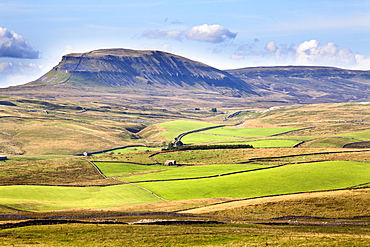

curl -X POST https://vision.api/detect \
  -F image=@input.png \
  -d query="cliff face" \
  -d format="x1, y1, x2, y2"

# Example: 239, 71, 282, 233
35, 49, 256, 97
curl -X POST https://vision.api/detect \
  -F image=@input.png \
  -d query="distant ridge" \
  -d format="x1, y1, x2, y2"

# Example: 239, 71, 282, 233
227, 66, 370, 104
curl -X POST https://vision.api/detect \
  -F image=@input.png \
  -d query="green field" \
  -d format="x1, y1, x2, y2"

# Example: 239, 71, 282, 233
2, 160, 367, 211
93, 162, 169, 177
343, 130, 370, 141
159, 120, 220, 140
181, 127, 301, 145
0, 184, 162, 211
137, 161, 370, 200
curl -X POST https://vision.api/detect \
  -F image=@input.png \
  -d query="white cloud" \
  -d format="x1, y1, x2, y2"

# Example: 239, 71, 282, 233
265, 41, 277, 52
185, 24, 237, 43
0, 27, 39, 59
141, 29, 182, 40
295, 40, 357, 67
140, 24, 237, 43
230, 53, 245, 60
354, 54, 370, 70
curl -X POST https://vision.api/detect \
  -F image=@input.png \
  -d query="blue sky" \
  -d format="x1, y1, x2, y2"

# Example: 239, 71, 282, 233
1, 0, 370, 87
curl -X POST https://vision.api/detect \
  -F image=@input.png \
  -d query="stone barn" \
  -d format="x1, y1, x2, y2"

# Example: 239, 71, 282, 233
164, 160, 177, 166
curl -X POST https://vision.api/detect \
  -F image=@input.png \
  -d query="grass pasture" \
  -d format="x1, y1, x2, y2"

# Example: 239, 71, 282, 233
343, 129, 370, 141
137, 161, 370, 200
299, 137, 361, 148
0, 184, 162, 211
181, 127, 303, 147
93, 162, 168, 177
159, 120, 220, 140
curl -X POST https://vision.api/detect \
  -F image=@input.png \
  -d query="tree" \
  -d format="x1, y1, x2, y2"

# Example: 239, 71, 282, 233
210, 108, 217, 113
167, 142, 174, 149
174, 141, 183, 147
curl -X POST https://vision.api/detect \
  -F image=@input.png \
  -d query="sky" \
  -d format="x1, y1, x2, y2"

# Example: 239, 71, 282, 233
1, 0, 370, 87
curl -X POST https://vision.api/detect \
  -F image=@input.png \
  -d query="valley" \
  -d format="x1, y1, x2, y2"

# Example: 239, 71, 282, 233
0, 94, 369, 246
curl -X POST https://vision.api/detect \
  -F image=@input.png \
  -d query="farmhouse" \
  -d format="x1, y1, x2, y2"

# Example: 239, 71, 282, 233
164, 160, 176, 166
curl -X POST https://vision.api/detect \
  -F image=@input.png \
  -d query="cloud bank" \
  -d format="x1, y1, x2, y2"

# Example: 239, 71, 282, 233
232, 39, 370, 70
0, 27, 39, 59
141, 24, 237, 43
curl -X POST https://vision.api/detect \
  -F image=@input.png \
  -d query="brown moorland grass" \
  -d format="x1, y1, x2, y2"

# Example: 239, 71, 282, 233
0, 221, 369, 246
239, 103, 370, 128
180, 188, 370, 219
0, 158, 116, 186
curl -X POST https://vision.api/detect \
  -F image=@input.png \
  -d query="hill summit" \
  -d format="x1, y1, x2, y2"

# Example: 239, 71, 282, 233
32, 48, 256, 97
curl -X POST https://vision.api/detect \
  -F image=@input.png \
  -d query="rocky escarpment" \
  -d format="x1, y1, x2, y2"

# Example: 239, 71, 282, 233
34, 49, 257, 97
227, 66, 370, 103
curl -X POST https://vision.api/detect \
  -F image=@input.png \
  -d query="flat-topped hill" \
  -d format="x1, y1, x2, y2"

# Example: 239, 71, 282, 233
31, 48, 256, 97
